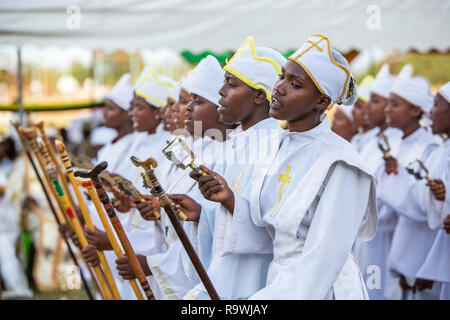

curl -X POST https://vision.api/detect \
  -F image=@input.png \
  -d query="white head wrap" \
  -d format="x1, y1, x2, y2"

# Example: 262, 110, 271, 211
438, 82, 450, 103
223, 36, 286, 101
371, 64, 396, 99
182, 55, 224, 107
358, 75, 375, 103
391, 64, 434, 113
105, 73, 134, 111
289, 34, 357, 109
90, 126, 117, 146
337, 105, 354, 121
134, 67, 176, 108
168, 78, 184, 101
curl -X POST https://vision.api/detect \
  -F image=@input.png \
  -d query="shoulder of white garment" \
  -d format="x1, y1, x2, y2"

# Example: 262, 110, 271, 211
256, 117, 377, 238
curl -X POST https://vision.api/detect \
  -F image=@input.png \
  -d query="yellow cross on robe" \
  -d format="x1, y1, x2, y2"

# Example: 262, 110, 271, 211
269, 165, 292, 217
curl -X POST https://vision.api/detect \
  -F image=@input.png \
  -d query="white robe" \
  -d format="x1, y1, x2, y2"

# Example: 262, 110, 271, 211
186, 118, 283, 300
377, 127, 441, 300
0, 161, 33, 298
416, 138, 450, 299
216, 116, 378, 300
353, 126, 403, 299
146, 136, 221, 299
351, 127, 379, 153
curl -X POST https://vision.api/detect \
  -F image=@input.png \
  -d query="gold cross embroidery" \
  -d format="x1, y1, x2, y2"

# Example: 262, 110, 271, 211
294, 35, 327, 59
269, 165, 292, 217
232, 170, 244, 194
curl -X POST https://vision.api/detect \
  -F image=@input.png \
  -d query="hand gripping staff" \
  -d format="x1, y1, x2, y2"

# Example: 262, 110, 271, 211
73, 162, 156, 300
55, 140, 122, 300
36, 138, 115, 300
12, 123, 94, 300
130, 156, 220, 300
74, 175, 145, 301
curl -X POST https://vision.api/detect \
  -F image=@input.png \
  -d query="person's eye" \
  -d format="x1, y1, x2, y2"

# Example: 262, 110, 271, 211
279, 73, 285, 80
291, 82, 301, 89
227, 79, 236, 87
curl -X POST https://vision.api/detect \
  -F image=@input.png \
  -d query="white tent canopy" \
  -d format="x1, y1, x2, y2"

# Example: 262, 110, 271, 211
1, 0, 449, 52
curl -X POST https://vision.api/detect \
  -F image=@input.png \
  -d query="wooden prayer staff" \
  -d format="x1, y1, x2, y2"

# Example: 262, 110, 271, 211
19, 127, 106, 300
36, 138, 115, 300
130, 156, 220, 300
11, 123, 94, 300
74, 162, 156, 300
55, 140, 122, 300
75, 176, 145, 300
34, 121, 78, 211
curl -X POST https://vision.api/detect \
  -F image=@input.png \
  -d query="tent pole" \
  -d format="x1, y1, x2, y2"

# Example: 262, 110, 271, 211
17, 46, 26, 126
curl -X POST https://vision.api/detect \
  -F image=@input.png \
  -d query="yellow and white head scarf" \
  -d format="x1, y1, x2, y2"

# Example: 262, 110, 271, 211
223, 36, 286, 101
289, 34, 357, 109
106, 73, 134, 111
134, 67, 176, 108
182, 55, 224, 107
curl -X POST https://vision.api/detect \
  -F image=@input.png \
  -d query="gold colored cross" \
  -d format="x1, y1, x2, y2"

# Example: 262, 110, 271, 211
294, 36, 327, 59
269, 165, 292, 217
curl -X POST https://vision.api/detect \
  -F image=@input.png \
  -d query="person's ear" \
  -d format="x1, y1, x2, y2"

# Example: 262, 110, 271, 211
254, 89, 267, 105
314, 94, 331, 113
411, 105, 422, 118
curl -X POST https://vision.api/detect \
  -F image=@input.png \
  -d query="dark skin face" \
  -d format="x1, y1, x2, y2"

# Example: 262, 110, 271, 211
352, 98, 372, 131
332, 109, 357, 142
171, 88, 191, 130
163, 98, 175, 131
366, 92, 388, 131
385, 93, 421, 138
129, 94, 161, 134
218, 72, 268, 130
270, 60, 330, 132
430, 93, 450, 136
185, 93, 233, 141
103, 99, 133, 139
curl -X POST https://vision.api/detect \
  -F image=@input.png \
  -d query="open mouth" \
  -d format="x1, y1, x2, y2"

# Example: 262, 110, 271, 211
270, 96, 282, 109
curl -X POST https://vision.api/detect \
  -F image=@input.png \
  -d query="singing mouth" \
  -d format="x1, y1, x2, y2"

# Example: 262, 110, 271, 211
270, 96, 282, 109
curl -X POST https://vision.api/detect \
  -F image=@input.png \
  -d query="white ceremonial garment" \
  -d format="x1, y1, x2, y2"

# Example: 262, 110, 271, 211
353, 126, 402, 300
216, 116, 378, 300
351, 128, 378, 153
185, 118, 306, 300
0, 163, 33, 298
146, 136, 221, 299
377, 127, 441, 300
416, 139, 450, 299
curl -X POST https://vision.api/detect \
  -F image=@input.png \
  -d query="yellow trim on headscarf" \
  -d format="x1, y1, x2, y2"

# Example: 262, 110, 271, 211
223, 36, 282, 101
290, 34, 351, 109
135, 89, 166, 108
135, 68, 175, 108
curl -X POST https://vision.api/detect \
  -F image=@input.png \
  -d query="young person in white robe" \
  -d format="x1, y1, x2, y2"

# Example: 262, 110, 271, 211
77, 73, 139, 299
350, 75, 376, 152
353, 65, 406, 300
0, 137, 33, 299
415, 82, 450, 300
190, 34, 378, 300
114, 55, 234, 299
175, 37, 287, 300
376, 70, 441, 300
